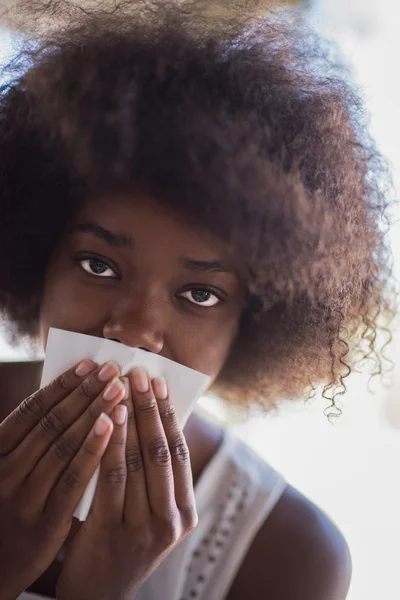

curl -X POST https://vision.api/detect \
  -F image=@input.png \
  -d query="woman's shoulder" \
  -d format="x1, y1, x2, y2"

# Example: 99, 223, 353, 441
0, 360, 43, 403
0, 359, 43, 376
0, 360, 26, 371
228, 482, 352, 600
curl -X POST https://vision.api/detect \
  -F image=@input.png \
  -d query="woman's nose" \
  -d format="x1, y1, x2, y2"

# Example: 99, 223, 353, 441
102, 298, 165, 354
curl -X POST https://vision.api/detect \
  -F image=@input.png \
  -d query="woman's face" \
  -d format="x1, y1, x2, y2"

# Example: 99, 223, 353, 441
39, 192, 244, 386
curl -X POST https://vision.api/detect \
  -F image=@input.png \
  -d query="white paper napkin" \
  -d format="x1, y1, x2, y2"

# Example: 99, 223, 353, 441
40, 328, 210, 521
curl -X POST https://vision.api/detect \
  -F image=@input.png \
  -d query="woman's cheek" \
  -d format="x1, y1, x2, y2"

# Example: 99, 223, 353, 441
39, 282, 107, 348
174, 319, 238, 382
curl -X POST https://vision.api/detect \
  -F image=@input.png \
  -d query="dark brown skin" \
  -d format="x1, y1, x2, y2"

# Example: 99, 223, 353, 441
0, 193, 352, 599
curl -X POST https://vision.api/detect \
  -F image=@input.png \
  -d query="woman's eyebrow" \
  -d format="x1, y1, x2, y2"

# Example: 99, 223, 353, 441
72, 222, 133, 249
180, 258, 236, 275
71, 222, 236, 275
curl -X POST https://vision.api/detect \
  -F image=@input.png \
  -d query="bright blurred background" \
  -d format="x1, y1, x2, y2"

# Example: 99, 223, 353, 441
1, 1, 400, 599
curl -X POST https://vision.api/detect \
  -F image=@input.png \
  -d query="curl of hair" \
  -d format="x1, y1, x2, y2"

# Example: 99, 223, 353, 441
0, 1, 396, 415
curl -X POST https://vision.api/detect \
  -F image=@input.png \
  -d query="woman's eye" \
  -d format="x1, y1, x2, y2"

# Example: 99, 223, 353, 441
180, 289, 221, 307
78, 258, 117, 278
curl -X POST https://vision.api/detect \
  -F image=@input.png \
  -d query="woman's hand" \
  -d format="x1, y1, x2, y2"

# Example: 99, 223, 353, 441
0, 359, 127, 599
56, 368, 198, 600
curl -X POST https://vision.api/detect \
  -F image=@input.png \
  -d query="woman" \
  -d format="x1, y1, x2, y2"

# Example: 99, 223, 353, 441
0, 2, 393, 598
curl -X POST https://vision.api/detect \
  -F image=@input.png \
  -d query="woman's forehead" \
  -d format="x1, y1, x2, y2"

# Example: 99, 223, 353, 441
67, 191, 237, 263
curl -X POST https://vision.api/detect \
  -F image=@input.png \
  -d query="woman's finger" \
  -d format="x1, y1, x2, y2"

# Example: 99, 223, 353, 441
23, 374, 126, 510
0, 359, 97, 456
123, 375, 150, 525
92, 384, 128, 525
6, 361, 120, 488
152, 378, 198, 530
125, 368, 176, 523
45, 413, 113, 527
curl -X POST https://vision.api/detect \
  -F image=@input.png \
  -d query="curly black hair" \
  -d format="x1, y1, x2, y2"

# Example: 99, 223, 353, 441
0, 1, 395, 415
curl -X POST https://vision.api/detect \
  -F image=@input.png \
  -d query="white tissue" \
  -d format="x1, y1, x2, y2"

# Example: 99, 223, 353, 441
40, 328, 210, 521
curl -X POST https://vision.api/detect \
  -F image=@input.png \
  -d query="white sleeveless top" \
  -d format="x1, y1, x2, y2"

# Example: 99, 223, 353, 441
18, 429, 286, 600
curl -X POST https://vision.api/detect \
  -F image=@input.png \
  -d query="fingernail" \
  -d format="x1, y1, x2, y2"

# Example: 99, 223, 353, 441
113, 404, 127, 426
103, 377, 125, 401
132, 367, 149, 393
75, 359, 96, 377
153, 377, 168, 400
98, 361, 120, 382
94, 413, 111, 436
122, 377, 130, 399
